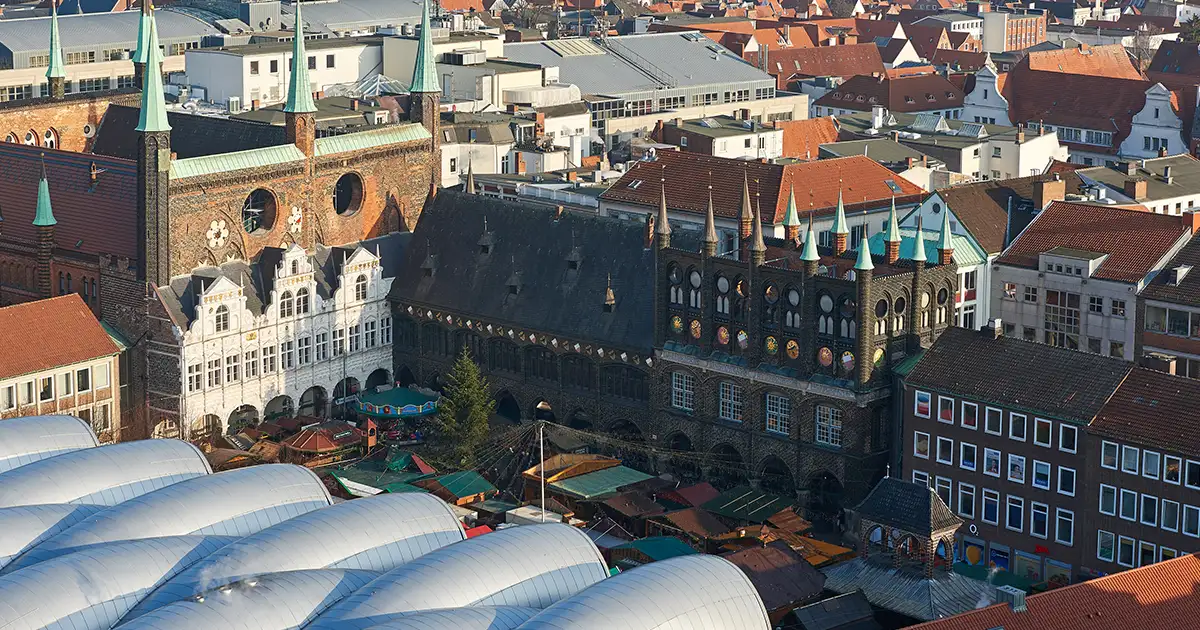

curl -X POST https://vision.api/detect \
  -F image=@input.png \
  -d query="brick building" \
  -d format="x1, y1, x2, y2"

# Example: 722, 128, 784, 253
0, 0, 441, 440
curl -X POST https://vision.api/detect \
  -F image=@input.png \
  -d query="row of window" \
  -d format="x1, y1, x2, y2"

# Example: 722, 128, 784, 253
1002, 284, 1127, 317
913, 391, 1080, 452
913, 431, 1077, 495
248, 54, 336, 76
211, 276, 371, 333
1097, 531, 1183, 568
915, 470, 1075, 546
186, 320, 391, 392
1101, 440, 1200, 490
0, 364, 111, 410
675, 373, 843, 443
1145, 305, 1200, 339
1098, 483, 1200, 537
76, 402, 113, 434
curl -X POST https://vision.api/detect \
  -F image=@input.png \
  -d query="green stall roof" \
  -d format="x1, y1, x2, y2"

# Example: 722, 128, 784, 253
702, 486, 794, 523
549, 465, 653, 500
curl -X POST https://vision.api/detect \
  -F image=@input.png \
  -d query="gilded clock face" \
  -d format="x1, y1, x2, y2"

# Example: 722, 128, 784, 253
690, 320, 701, 339
818, 347, 833, 367
765, 336, 779, 355
786, 340, 799, 359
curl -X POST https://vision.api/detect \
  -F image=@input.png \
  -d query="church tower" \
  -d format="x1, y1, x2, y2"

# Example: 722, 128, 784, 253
284, 0, 317, 157
409, 0, 441, 197
46, 1, 65, 100
131, 1, 154, 88
136, 16, 172, 286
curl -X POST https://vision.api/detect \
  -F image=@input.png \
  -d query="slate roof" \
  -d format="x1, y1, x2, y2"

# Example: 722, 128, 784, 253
391, 190, 667, 352
744, 43, 885, 83
723, 541, 826, 612
0, 143, 137, 259
0, 294, 120, 380
1090, 368, 1200, 459
1142, 232, 1200, 306
931, 171, 1085, 254
930, 48, 988, 71
816, 73, 964, 113
908, 553, 1200, 630
600, 151, 923, 224
822, 557, 997, 622
1147, 39, 1200, 88
997, 200, 1190, 283
854, 477, 960, 537
1076, 154, 1200, 204
904, 326, 1132, 424
787, 591, 879, 630
92, 105, 286, 160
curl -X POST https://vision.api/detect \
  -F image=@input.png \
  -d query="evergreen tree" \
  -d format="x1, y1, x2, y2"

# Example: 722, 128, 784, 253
435, 347, 494, 466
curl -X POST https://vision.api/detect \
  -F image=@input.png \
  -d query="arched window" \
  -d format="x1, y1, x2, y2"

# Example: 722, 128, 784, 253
295, 288, 310, 315
4, 133, 15, 143
489, 338, 521, 372
562, 354, 596, 390
279, 290, 294, 318
90, 278, 96, 298
290, 260, 299, 275
43, 129, 57, 149
420, 322, 452, 356
354, 274, 368, 301
65, 273, 71, 292
394, 315, 418, 349
601, 365, 648, 401
214, 305, 230, 332
525, 346, 558, 382
455, 330, 485, 359
58, 271, 64, 294
23, 131, 36, 146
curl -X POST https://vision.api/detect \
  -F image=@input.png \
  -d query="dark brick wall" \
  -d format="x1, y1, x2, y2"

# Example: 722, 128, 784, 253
0, 90, 140, 153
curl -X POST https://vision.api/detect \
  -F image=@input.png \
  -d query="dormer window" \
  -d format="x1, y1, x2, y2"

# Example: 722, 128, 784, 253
480, 244, 491, 255
214, 305, 230, 333
568, 259, 579, 270
290, 260, 299, 275
508, 284, 519, 295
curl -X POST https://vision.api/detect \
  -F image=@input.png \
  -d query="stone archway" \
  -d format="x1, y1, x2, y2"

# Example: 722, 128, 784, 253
609, 418, 648, 470
759, 455, 796, 497
807, 470, 845, 521
710, 443, 747, 489
264, 395, 295, 422
366, 368, 391, 391
397, 365, 417, 387
531, 399, 556, 423
567, 408, 593, 430
494, 390, 521, 425
299, 386, 328, 418
227, 405, 259, 435
666, 432, 699, 482
426, 373, 445, 394
332, 378, 361, 422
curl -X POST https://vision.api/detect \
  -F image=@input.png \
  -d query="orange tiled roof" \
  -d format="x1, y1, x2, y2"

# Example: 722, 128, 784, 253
1023, 43, 1144, 80
745, 43, 885, 85
775, 116, 839, 159
0, 294, 119, 381
909, 553, 1200, 630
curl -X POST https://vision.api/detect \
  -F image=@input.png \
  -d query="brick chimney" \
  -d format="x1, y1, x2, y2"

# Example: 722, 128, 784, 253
1124, 177, 1148, 201
1159, 146, 1169, 157
1183, 209, 1200, 235
1033, 174, 1065, 209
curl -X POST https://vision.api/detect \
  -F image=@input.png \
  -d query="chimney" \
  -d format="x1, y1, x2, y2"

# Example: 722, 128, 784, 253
892, 130, 900, 142
566, 171, 578, 182
906, 156, 916, 169
1159, 146, 1169, 157
1015, 124, 1025, 143
740, 108, 751, 121
1033, 176, 1065, 209
1124, 177, 1148, 201
1183, 211, 1200, 235
1121, 161, 1138, 176
251, 99, 260, 110
315, 90, 324, 100
1144, 352, 1178, 375
535, 112, 545, 137
995, 585, 1027, 613
982, 318, 1003, 339
1163, 165, 1174, 184
672, 117, 683, 127
351, 98, 360, 111
508, 103, 519, 114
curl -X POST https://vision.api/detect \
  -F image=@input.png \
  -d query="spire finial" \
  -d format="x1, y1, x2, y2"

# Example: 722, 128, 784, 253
937, 205, 954, 253
854, 213, 874, 272
740, 169, 753, 221
885, 195, 901, 243
912, 216, 928, 263
800, 209, 820, 262
655, 167, 671, 242
284, 1, 317, 113
702, 173, 718, 254
411, 0, 441, 94
132, 0, 154, 65
605, 273, 616, 307
135, 17, 171, 132
831, 185, 848, 235
33, 153, 57, 227
783, 182, 800, 227
465, 159, 475, 194
750, 194, 766, 256
46, 0, 65, 80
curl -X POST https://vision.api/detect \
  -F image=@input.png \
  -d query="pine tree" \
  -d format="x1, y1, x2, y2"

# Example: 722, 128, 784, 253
435, 347, 495, 466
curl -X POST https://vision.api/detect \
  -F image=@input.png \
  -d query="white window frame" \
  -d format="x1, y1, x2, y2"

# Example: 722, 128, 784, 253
1008, 453, 1026, 484
671, 372, 695, 412
935, 476, 952, 507
958, 482, 976, 519
1059, 424, 1078, 454
937, 395, 955, 424
982, 488, 1000, 525
1117, 535, 1136, 567
1030, 501, 1049, 539
1099, 484, 1117, 516
1138, 540, 1157, 567
1097, 530, 1115, 563
1032, 460, 1051, 490
1121, 445, 1140, 475
1120, 488, 1138, 521
1055, 508, 1074, 546
1185, 505, 1200, 537
815, 405, 842, 446
1141, 494, 1159, 527
1143, 450, 1161, 480
1164, 455, 1182, 484
1160, 546, 1178, 562
984, 407, 1003, 435
765, 393, 791, 435
1101, 441, 1119, 470
718, 381, 744, 422
984, 447, 1001, 478
1006, 495, 1025, 532
1162, 499, 1180, 532
1057, 466, 1076, 497
914, 431, 931, 459
960, 442, 977, 472
914, 390, 932, 418
1185, 460, 1200, 490
961, 401, 979, 430
0, 385, 13, 410
1008, 412, 1027, 442
1033, 417, 1053, 448
912, 470, 929, 487
58, 372, 73, 398
936, 436, 954, 465
186, 363, 203, 393
76, 368, 91, 393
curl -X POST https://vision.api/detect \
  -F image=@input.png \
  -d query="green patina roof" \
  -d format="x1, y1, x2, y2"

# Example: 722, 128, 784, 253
100, 321, 132, 352
702, 486, 794, 523
284, 0, 317, 114
800, 226, 820, 262
613, 536, 698, 561
136, 18, 171, 133
32, 175, 56, 227
170, 144, 305, 180
358, 387, 440, 419
866, 228, 986, 267
430, 470, 497, 499
470, 499, 519, 514
46, 2, 64, 79
549, 465, 652, 500
314, 124, 431, 156
329, 465, 434, 491
382, 483, 429, 494
783, 184, 800, 227
830, 189, 848, 234
131, 7, 152, 64
892, 350, 925, 377
410, 0, 440, 94
854, 238, 874, 272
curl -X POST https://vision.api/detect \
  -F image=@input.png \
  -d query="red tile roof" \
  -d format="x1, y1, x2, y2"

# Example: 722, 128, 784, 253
599, 151, 923, 223
934, 171, 1084, 254
746, 43, 885, 88
930, 48, 988, 71
902, 23, 951, 59
1091, 367, 1200, 458
997, 200, 1190, 283
814, 73, 965, 113
775, 117, 839, 160
0, 143, 137, 260
1023, 43, 1144, 79
909, 553, 1200, 630
0, 294, 119, 380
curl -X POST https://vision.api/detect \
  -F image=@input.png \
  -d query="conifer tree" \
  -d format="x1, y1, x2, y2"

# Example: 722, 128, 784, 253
435, 347, 494, 466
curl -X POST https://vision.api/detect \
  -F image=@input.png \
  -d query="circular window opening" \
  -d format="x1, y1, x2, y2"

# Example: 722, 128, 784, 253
242, 188, 277, 235
875, 299, 889, 318
894, 296, 907, 314
839, 297, 856, 318
334, 172, 364, 216
937, 288, 949, 305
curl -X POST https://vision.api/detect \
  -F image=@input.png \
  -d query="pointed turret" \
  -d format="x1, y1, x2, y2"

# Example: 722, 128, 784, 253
33, 164, 56, 228
884, 196, 901, 264
285, 1, 317, 114
738, 170, 753, 240
34, 159, 55, 298
409, 0, 442, 196
132, 0, 153, 86
801, 212, 820, 263
465, 160, 476, 194
750, 196, 766, 266
783, 183, 801, 243
655, 174, 671, 249
46, 0, 65, 99
831, 187, 849, 255
937, 207, 955, 265
912, 216, 928, 264
854, 228, 874, 272
411, 0, 440, 95
702, 183, 718, 257
136, 19, 170, 133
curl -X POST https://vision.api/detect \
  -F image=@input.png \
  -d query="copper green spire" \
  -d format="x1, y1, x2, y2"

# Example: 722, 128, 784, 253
854, 223, 874, 272
46, 1, 64, 79
831, 187, 848, 234
912, 216, 928, 263
783, 183, 800, 227
131, 1, 152, 64
410, 0, 440, 94
937, 205, 954, 252
702, 182, 718, 250
885, 196, 901, 243
800, 212, 820, 262
284, 0, 317, 113
136, 18, 170, 132
33, 158, 56, 227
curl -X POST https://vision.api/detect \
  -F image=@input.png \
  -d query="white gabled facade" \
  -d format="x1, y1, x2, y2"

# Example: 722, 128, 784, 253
1119, 83, 1189, 161
960, 66, 1012, 127
178, 243, 395, 440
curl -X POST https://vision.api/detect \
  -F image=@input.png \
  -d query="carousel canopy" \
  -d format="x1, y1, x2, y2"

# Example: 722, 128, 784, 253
358, 387, 441, 419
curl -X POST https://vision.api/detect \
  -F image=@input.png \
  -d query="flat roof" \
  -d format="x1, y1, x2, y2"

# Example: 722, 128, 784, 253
672, 115, 776, 138
282, 0, 422, 32
0, 7, 219, 54
820, 138, 928, 163
196, 34, 383, 57
1078, 154, 1200, 201
837, 111, 1019, 150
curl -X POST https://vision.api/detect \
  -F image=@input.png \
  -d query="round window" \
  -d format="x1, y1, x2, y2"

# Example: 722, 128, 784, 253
242, 188, 277, 235
764, 284, 779, 304
937, 288, 949, 305
333, 172, 364, 216
819, 294, 834, 313
787, 288, 800, 306
735, 279, 746, 298
717, 276, 730, 294
932, 203, 942, 214
668, 265, 682, 284
689, 270, 702, 288
841, 351, 856, 373
839, 297, 856, 318
895, 296, 907, 313
921, 292, 931, 308
818, 347, 833, 367
875, 299, 889, 318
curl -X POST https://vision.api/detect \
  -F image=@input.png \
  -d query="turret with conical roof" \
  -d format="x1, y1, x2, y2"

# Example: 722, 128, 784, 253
937, 207, 955, 265
884, 196, 901, 264
136, 18, 170, 134
465, 160, 476, 194
409, 0, 442, 197
131, 1, 154, 86
831, 187, 849, 256
738, 170, 753, 240
46, 0, 65, 99
911, 216, 927, 264
34, 159, 55, 298
750, 196, 766, 266
701, 183, 718, 257
135, 15, 172, 287
783, 183, 801, 244
284, 1, 317, 157
854, 227, 874, 272
801, 212, 820, 266
655, 174, 671, 250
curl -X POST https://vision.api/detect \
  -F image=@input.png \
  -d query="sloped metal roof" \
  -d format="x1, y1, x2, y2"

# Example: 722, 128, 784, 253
0, 7, 220, 55
314, 123, 431, 157
0, 414, 97, 474
169, 144, 306, 180
0, 504, 103, 572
